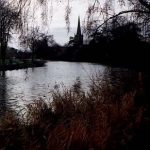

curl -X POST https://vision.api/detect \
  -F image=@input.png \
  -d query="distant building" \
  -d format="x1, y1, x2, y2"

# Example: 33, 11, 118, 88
69, 16, 83, 46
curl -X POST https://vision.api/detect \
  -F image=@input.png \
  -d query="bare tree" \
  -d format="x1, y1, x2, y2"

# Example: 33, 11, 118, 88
20, 26, 54, 61
20, 27, 41, 62
0, 0, 22, 65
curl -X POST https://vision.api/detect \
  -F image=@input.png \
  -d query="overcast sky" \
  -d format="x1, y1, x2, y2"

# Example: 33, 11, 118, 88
8, 0, 125, 49
9, 0, 90, 49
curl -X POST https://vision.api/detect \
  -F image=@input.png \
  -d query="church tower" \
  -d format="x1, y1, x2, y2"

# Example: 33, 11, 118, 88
74, 16, 83, 46
77, 16, 81, 36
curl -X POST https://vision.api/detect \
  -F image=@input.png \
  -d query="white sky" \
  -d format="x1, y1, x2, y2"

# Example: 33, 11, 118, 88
8, 0, 127, 49
9, 0, 90, 49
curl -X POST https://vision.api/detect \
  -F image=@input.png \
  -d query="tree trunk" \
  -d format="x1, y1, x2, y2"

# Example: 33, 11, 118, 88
1, 44, 7, 66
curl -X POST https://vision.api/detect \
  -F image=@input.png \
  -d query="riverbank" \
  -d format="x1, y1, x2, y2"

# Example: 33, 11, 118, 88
0, 59, 46, 71
0, 73, 149, 149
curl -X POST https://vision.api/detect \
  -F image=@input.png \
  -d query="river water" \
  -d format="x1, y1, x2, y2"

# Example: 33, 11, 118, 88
0, 61, 138, 115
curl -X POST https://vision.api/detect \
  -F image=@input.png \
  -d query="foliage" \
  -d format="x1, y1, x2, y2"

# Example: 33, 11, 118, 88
0, 73, 147, 149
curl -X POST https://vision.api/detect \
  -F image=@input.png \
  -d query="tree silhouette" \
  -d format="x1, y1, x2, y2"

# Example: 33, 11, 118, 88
20, 27, 55, 60
35, 34, 55, 59
83, 0, 150, 36
20, 27, 41, 62
0, 0, 21, 65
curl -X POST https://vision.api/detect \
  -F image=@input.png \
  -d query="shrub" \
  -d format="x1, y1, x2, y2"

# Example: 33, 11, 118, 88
0, 74, 145, 150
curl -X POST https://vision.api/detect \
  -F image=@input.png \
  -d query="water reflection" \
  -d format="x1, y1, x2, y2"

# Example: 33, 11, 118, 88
0, 61, 106, 109
0, 61, 142, 112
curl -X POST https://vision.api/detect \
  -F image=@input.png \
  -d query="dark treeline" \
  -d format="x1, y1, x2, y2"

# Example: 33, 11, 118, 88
0, 0, 149, 71
32, 18, 150, 70
0, 0, 150, 70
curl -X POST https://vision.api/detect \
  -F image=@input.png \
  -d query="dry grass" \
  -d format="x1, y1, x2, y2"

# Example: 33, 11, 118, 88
0, 74, 146, 150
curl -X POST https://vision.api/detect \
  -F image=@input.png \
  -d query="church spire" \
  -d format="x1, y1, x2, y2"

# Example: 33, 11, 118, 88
77, 16, 81, 35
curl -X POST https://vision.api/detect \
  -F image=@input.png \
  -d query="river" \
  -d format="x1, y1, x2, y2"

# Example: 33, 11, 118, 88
0, 61, 107, 113
0, 61, 139, 115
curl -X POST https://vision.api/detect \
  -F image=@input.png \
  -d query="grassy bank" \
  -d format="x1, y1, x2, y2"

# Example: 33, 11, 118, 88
0, 74, 149, 150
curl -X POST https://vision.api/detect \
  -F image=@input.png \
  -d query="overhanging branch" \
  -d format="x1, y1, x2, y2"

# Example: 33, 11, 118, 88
93, 9, 150, 35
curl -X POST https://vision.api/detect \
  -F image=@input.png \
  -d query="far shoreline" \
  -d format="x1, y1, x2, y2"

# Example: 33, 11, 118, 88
0, 60, 46, 71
